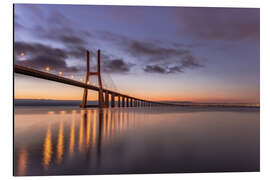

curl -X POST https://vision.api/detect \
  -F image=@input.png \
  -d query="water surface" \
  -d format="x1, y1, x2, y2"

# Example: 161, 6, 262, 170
14, 106, 260, 176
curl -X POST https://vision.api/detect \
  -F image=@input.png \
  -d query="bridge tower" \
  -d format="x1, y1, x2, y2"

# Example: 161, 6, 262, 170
80, 50, 106, 108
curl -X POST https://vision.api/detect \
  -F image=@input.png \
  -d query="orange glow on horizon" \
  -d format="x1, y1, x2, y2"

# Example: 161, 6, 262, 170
14, 73, 259, 104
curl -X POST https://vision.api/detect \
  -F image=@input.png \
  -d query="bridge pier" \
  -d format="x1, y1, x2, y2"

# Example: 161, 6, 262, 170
126, 97, 129, 107
98, 90, 105, 108
104, 91, 109, 108
130, 98, 133, 107
122, 96, 125, 107
111, 93, 115, 108
118, 95, 121, 107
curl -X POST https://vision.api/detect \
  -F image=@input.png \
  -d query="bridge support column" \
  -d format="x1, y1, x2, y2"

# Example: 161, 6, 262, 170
80, 51, 90, 108
122, 96, 125, 107
105, 91, 109, 108
98, 91, 105, 108
130, 98, 133, 107
126, 97, 129, 107
81, 49, 106, 108
111, 94, 115, 108
118, 95, 121, 107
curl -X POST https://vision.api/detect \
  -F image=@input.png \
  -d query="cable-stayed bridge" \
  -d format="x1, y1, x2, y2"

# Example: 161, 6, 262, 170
14, 49, 176, 108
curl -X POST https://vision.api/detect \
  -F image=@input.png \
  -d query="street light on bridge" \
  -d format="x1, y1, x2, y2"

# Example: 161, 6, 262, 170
45, 66, 50, 72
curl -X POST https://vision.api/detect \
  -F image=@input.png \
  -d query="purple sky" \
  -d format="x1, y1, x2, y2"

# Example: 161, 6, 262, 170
14, 4, 260, 103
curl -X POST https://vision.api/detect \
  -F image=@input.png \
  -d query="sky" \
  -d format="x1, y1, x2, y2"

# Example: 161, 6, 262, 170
14, 4, 260, 103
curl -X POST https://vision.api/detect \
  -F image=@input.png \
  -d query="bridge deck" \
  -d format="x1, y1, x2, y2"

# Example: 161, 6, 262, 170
14, 64, 172, 106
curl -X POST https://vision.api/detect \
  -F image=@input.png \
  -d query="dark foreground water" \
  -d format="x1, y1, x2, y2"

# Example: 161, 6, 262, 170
14, 106, 260, 176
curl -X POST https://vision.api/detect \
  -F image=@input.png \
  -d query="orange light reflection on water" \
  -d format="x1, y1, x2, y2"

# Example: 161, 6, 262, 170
69, 118, 75, 158
86, 110, 91, 151
22, 108, 137, 174
56, 120, 64, 164
79, 113, 85, 152
43, 124, 53, 171
17, 148, 28, 176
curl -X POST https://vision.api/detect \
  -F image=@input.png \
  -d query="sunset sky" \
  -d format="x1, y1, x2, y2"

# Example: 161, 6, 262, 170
14, 4, 260, 103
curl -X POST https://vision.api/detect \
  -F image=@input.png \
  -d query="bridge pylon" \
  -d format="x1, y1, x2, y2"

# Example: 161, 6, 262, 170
80, 49, 106, 108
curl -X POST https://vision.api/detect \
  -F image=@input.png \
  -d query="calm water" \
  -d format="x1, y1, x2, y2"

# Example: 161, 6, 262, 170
14, 106, 260, 176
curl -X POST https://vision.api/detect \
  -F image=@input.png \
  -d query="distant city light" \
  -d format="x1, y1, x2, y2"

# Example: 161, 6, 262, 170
71, 75, 74, 79
47, 111, 55, 114
45, 66, 50, 72
71, 110, 77, 114
20, 52, 24, 57
58, 72, 62, 76
59, 110, 66, 114
80, 78, 83, 82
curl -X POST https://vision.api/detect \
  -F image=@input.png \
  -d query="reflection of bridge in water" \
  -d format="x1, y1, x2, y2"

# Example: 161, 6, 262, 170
16, 108, 145, 175
14, 49, 177, 108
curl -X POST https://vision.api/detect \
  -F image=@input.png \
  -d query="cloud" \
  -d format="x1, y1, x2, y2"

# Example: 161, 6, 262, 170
33, 24, 88, 49
47, 10, 71, 26
14, 8, 91, 57
14, 41, 133, 74
143, 54, 203, 74
59, 35, 86, 45
180, 55, 203, 69
14, 7, 206, 75
98, 31, 192, 62
16, 55, 78, 72
144, 65, 166, 74
102, 59, 132, 73
14, 41, 79, 72
17, 4, 45, 20
168, 66, 183, 73
98, 31, 204, 74
174, 7, 260, 41
14, 42, 67, 59
128, 41, 189, 61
